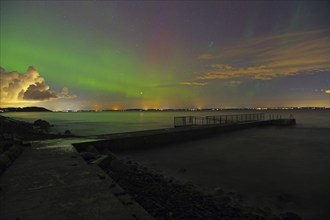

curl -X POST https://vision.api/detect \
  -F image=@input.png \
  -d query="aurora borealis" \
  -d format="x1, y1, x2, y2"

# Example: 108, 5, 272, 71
0, 1, 329, 110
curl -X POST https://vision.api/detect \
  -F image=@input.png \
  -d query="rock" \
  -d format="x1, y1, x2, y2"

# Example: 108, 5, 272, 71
214, 187, 224, 197
33, 119, 51, 130
2, 133, 14, 140
97, 173, 106, 180
4, 151, 18, 162
276, 193, 292, 208
79, 151, 97, 162
22, 142, 31, 147
280, 212, 301, 220
0, 154, 12, 169
85, 145, 98, 153
99, 148, 110, 154
130, 164, 138, 171
110, 159, 129, 173
91, 155, 111, 170
178, 167, 187, 174
223, 196, 232, 203
10, 144, 24, 155
1, 140, 14, 152
263, 206, 272, 215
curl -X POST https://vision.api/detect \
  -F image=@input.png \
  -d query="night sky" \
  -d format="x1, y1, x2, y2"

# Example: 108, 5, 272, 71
1, 0, 329, 110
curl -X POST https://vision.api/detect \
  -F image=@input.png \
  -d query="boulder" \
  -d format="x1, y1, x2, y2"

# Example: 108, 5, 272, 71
0, 154, 12, 168
178, 167, 187, 174
10, 143, 24, 155
4, 151, 18, 162
214, 187, 224, 197
280, 212, 301, 220
91, 155, 110, 166
80, 151, 97, 162
110, 158, 129, 173
85, 145, 98, 153
33, 119, 51, 130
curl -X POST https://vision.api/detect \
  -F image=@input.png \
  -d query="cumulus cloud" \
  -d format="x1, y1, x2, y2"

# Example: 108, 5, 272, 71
195, 28, 329, 82
23, 82, 58, 100
0, 66, 76, 105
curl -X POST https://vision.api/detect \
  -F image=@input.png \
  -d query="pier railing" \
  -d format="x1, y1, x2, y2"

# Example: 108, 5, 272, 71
174, 113, 266, 127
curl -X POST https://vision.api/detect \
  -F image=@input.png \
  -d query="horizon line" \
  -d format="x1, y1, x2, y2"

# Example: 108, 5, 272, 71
0, 106, 329, 112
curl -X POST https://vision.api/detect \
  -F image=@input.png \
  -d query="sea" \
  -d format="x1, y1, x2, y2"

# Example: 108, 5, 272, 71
1, 109, 329, 220
2, 109, 329, 135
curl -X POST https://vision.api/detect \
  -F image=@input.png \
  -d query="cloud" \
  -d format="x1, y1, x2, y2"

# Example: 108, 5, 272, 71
23, 82, 58, 100
61, 87, 77, 99
179, 82, 208, 86
61, 87, 69, 96
227, 80, 242, 86
196, 64, 274, 80
198, 53, 215, 60
155, 81, 208, 88
195, 28, 329, 81
0, 66, 76, 105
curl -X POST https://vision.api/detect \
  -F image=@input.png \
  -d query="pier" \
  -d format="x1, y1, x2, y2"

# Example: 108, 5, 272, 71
74, 113, 296, 153
174, 113, 266, 127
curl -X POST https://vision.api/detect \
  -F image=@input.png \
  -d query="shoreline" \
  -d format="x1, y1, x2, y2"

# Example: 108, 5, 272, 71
78, 144, 300, 220
3, 115, 329, 219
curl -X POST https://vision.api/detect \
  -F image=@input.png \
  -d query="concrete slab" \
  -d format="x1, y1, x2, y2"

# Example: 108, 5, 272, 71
0, 141, 150, 220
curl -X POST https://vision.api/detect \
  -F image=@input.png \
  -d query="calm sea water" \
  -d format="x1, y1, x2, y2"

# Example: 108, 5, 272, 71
2, 109, 329, 135
2, 110, 329, 220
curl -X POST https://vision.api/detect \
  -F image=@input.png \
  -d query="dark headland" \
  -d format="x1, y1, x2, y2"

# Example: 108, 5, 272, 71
0, 114, 301, 220
0, 106, 52, 112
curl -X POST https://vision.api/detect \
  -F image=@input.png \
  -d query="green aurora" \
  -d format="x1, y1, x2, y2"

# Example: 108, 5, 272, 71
1, 1, 329, 110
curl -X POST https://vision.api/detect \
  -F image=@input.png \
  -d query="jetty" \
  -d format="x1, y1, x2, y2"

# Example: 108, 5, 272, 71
74, 113, 296, 153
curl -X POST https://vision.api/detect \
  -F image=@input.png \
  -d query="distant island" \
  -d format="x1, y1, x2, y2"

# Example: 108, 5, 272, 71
0, 107, 52, 113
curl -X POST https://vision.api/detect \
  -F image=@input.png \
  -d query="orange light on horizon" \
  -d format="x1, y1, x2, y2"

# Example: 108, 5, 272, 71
93, 104, 102, 112
111, 105, 121, 111
196, 103, 204, 110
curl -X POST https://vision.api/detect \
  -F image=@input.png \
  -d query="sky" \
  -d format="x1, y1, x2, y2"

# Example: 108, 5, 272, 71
0, 0, 329, 110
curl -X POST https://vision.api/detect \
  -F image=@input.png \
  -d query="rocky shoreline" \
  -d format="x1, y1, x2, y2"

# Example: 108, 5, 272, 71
78, 145, 301, 220
110, 162, 302, 220
0, 115, 74, 176
0, 115, 74, 140
0, 139, 26, 176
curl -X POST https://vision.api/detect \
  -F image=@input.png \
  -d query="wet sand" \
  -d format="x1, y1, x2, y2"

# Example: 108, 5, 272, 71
116, 126, 330, 220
